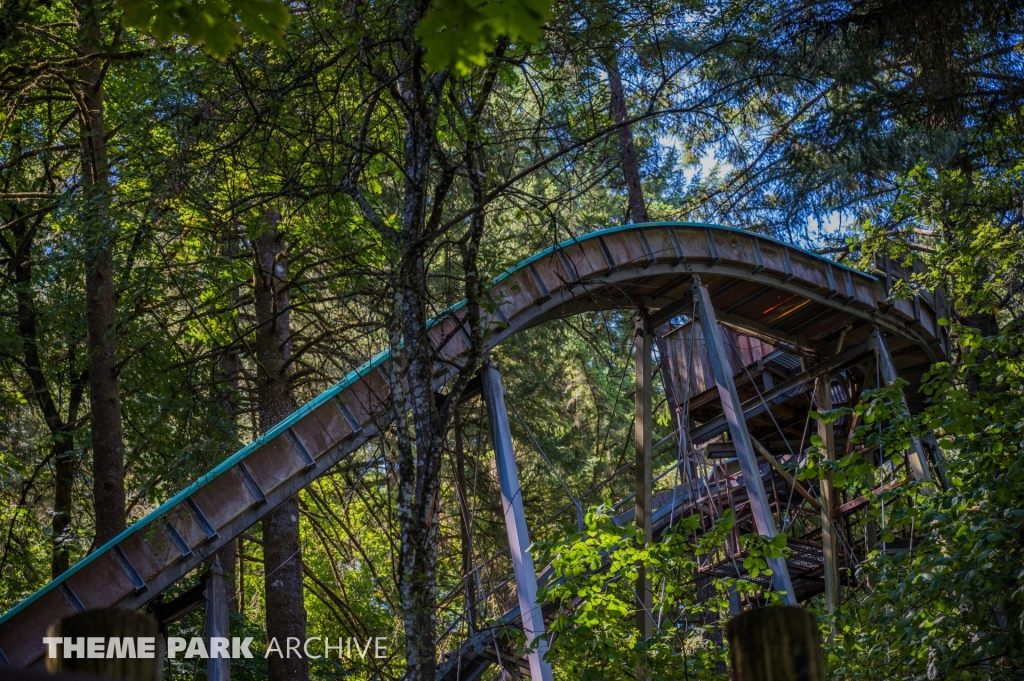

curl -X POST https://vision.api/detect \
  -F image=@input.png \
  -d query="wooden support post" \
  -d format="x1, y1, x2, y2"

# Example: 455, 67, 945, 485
922, 433, 950, 490
45, 609, 162, 680
727, 606, 825, 681
693, 279, 797, 605
207, 555, 231, 681
728, 587, 742, 617
871, 329, 933, 484
635, 312, 653, 641
815, 376, 840, 615
482, 363, 554, 681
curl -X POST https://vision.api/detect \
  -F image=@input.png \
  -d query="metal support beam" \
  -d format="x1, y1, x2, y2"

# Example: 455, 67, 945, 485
815, 376, 840, 615
871, 329, 933, 484
481, 363, 554, 681
634, 313, 653, 641
206, 556, 230, 681
921, 433, 950, 490
693, 278, 797, 605
715, 310, 818, 357
689, 341, 873, 446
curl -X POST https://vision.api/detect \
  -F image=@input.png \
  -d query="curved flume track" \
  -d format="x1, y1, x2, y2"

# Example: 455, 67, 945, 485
0, 223, 946, 670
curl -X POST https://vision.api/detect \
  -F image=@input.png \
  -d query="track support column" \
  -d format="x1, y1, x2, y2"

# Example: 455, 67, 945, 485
815, 376, 840, 614
482, 363, 554, 681
206, 556, 230, 681
635, 312, 653, 641
871, 329, 933, 484
693, 278, 797, 605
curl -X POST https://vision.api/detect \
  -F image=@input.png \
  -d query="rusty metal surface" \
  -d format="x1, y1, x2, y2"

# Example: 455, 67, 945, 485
0, 223, 946, 669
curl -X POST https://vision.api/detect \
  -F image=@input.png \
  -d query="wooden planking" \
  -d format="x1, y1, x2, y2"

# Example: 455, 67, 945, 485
709, 229, 759, 269
0, 588, 72, 666
600, 230, 650, 267
786, 250, 828, 293
751, 239, 790, 279
118, 531, 169, 584
672, 228, 716, 262
532, 252, 575, 294
429, 315, 472, 364
191, 467, 260, 530
890, 296, 916, 322
342, 368, 390, 429
641, 226, 682, 262
490, 270, 541, 320
134, 519, 183, 577
918, 304, 939, 341
727, 287, 793, 320
705, 280, 769, 316
244, 434, 308, 497
64, 551, 135, 611
558, 239, 608, 280
484, 226, 942, 358
165, 501, 213, 553
290, 400, 354, 458
785, 307, 846, 339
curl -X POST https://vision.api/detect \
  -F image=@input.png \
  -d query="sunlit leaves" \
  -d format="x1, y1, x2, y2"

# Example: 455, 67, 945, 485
416, 0, 551, 74
117, 0, 291, 59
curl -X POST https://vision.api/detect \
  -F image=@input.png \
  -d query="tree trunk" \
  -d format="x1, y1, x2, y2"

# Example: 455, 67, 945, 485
606, 51, 686, 440
253, 215, 308, 681
215, 222, 242, 609
963, 309, 1000, 395
10, 217, 82, 577
76, 0, 125, 546
394, 250, 443, 681
452, 411, 477, 633
51, 432, 76, 576
391, 39, 443, 681
606, 53, 649, 225
369, 25, 494, 681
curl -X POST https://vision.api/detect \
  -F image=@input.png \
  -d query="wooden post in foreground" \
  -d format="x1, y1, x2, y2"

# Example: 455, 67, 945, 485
206, 555, 231, 681
45, 608, 162, 680
726, 607, 824, 681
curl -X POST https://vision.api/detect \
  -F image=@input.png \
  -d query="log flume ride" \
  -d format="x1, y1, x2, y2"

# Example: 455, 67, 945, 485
0, 222, 948, 678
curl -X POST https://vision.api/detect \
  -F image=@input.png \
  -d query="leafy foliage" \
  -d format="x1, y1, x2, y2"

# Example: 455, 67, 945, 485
117, 0, 291, 58
535, 506, 790, 680
417, 0, 552, 73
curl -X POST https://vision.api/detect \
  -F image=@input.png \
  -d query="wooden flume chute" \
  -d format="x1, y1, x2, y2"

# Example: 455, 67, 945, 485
0, 223, 947, 676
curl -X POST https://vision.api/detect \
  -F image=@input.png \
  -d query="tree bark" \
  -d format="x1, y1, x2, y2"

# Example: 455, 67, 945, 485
452, 411, 477, 633
76, 0, 125, 546
348, 26, 496, 681
253, 214, 308, 681
606, 53, 649, 225
390, 33, 443, 681
394, 240, 442, 681
9, 216, 83, 577
215, 222, 242, 609
607, 50, 687, 452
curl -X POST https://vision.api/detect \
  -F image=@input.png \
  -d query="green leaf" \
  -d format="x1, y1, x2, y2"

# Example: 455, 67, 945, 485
416, 0, 552, 74
117, 0, 291, 59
